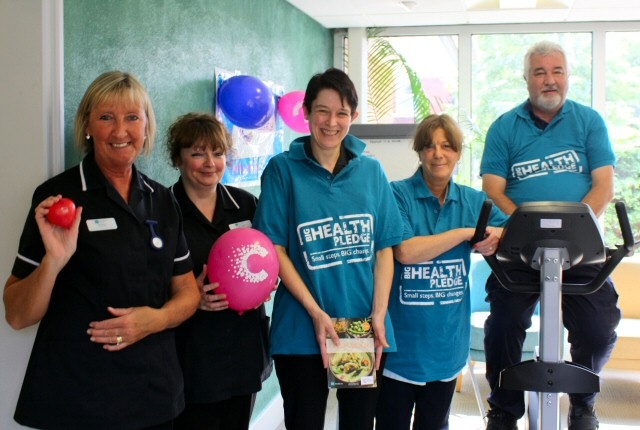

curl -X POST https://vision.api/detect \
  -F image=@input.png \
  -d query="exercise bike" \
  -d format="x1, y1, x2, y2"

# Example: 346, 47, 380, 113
472, 200, 637, 430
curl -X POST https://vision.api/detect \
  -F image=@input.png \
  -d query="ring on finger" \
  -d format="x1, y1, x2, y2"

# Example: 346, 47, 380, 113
116, 335, 123, 345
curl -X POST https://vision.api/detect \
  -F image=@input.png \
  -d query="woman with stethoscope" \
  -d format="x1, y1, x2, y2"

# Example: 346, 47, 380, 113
4, 71, 200, 430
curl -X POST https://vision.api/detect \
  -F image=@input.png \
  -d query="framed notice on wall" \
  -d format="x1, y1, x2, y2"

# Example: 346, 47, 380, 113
350, 124, 418, 182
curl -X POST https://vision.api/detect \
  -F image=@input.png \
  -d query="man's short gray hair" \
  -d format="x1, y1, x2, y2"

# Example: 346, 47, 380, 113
523, 41, 570, 78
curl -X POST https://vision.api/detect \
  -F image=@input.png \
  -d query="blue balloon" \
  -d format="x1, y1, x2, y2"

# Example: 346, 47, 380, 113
217, 75, 275, 129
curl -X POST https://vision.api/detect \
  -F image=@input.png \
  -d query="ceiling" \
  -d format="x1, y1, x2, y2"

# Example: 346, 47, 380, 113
285, 0, 640, 28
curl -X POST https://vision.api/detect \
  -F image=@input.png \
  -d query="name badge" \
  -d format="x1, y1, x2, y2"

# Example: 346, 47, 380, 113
229, 220, 252, 230
86, 218, 118, 232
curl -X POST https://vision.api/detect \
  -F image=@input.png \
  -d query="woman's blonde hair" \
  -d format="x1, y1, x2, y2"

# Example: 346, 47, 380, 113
74, 71, 156, 155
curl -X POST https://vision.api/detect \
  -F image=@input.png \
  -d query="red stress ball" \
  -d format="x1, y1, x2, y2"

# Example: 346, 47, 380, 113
46, 198, 76, 228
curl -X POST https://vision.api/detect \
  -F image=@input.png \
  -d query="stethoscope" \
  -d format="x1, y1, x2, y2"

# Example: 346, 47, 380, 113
144, 219, 164, 250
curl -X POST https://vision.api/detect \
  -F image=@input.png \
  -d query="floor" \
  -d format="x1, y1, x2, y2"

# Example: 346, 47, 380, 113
275, 364, 640, 429
451, 363, 640, 430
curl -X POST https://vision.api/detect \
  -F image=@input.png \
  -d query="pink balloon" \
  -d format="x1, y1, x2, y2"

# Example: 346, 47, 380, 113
207, 228, 279, 313
278, 90, 309, 133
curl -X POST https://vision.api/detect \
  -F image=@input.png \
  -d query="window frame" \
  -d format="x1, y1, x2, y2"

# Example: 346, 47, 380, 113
338, 21, 640, 244
338, 21, 640, 129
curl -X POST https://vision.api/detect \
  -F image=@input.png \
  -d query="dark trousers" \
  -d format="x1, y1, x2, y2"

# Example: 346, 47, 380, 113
483, 263, 621, 418
375, 375, 457, 430
143, 421, 174, 430
173, 394, 255, 430
274, 353, 386, 430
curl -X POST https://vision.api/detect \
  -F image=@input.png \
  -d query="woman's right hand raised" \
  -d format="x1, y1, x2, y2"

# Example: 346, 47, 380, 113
4, 196, 83, 329
36, 195, 83, 272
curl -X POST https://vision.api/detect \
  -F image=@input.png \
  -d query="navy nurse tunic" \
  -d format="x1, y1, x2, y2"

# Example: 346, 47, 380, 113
171, 179, 272, 405
11, 152, 193, 430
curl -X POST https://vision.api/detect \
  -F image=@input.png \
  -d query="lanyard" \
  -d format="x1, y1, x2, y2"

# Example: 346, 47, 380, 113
144, 219, 164, 250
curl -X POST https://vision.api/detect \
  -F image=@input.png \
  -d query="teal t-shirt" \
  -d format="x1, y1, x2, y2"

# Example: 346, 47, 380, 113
385, 169, 508, 383
480, 99, 615, 205
253, 135, 403, 355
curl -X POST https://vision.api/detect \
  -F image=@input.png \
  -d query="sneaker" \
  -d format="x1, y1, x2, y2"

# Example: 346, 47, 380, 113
568, 404, 599, 430
486, 408, 518, 430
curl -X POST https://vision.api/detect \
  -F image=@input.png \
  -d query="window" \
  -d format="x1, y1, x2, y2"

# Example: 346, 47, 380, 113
367, 35, 459, 123
605, 31, 640, 245
345, 22, 640, 246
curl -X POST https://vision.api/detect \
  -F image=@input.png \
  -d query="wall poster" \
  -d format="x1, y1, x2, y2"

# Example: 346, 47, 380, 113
215, 68, 284, 188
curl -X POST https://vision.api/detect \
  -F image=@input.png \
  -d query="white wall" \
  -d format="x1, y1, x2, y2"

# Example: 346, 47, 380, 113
0, 1, 62, 428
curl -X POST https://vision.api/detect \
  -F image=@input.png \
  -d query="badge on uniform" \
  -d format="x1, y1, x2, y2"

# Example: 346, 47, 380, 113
86, 218, 118, 232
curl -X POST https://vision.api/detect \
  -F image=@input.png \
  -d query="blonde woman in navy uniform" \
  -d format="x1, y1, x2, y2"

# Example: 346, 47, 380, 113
167, 112, 272, 430
4, 71, 200, 430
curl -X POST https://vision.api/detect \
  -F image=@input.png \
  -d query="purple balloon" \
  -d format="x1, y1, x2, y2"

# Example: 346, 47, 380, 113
217, 75, 275, 129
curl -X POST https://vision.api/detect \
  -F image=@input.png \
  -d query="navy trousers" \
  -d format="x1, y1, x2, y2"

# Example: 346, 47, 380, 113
483, 263, 621, 419
173, 394, 255, 430
375, 375, 457, 430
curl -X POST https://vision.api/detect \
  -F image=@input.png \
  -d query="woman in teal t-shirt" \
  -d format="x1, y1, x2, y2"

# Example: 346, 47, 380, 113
376, 114, 507, 430
253, 68, 403, 430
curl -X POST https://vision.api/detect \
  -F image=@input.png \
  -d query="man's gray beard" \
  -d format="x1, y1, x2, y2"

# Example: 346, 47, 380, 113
534, 93, 563, 112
